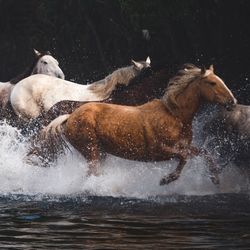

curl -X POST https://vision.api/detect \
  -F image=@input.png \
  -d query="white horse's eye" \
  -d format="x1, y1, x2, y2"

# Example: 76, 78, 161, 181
42, 61, 48, 65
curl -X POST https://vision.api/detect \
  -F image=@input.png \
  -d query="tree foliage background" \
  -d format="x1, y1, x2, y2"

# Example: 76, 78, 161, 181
0, 0, 249, 103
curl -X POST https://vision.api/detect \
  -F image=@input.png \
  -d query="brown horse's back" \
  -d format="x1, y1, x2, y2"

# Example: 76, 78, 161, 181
65, 100, 182, 161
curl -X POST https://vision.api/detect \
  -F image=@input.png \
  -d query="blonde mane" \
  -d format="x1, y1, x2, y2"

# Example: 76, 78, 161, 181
162, 64, 203, 114
88, 65, 139, 99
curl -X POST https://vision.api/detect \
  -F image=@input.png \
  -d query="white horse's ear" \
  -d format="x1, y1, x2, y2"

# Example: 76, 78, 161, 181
33, 49, 41, 57
131, 59, 142, 69
209, 64, 214, 72
146, 56, 151, 64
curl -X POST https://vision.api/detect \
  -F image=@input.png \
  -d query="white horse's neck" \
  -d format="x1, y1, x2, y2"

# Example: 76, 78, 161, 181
10, 62, 148, 120
87, 65, 139, 99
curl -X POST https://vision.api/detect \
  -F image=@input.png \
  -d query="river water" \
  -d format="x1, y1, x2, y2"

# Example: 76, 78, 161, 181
0, 118, 249, 249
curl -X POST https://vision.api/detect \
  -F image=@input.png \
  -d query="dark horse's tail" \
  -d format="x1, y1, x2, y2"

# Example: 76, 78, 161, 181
25, 114, 71, 166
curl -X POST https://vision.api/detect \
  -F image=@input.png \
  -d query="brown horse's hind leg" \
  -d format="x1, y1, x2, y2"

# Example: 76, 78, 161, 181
87, 159, 100, 177
160, 157, 187, 185
76, 142, 105, 177
86, 150, 107, 177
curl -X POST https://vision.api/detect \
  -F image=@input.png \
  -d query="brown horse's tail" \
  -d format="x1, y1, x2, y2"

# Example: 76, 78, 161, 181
25, 114, 71, 167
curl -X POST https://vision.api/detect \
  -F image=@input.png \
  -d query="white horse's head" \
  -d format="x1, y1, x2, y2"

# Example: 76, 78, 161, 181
32, 49, 65, 79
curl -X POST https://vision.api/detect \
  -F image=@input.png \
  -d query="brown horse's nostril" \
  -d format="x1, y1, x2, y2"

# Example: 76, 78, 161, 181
225, 99, 237, 111
58, 73, 65, 79
230, 98, 237, 106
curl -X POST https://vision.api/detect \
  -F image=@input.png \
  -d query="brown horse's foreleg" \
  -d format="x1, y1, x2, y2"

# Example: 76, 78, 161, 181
200, 148, 220, 185
160, 157, 187, 185
190, 146, 220, 185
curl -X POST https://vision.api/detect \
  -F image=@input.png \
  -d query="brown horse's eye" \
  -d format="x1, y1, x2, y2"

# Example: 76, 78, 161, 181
209, 81, 216, 86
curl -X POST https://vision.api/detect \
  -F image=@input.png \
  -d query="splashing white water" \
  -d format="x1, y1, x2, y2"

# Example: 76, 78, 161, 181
0, 120, 248, 199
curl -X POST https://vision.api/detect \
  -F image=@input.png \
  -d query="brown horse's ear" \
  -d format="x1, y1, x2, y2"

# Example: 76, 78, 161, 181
200, 65, 206, 75
209, 64, 214, 72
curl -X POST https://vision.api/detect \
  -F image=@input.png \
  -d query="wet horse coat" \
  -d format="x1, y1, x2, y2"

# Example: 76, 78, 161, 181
28, 64, 236, 185
10, 57, 151, 120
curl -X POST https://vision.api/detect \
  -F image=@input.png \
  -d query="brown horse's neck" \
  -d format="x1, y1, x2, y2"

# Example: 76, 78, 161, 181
167, 82, 201, 124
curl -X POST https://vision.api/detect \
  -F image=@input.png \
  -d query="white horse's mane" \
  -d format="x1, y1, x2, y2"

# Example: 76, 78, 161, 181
10, 57, 150, 120
88, 58, 151, 99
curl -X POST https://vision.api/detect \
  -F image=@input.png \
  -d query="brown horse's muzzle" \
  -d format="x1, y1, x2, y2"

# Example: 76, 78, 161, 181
225, 98, 237, 111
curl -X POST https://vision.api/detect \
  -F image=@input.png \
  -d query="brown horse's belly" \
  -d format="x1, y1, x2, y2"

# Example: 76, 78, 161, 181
115, 153, 173, 162
99, 139, 174, 162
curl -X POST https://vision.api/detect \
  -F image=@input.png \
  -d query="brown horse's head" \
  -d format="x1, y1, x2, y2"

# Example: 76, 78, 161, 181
199, 65, 237, 110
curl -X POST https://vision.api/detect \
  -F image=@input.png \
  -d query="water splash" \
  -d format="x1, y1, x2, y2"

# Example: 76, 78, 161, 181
0, 120, 248, 199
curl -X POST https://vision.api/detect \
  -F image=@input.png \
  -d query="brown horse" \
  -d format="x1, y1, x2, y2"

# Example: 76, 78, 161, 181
27, 64, 236, 185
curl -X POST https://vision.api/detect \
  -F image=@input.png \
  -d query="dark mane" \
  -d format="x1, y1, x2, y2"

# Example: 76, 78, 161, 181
9, 51, 51, 85
123, 67, 153, 87
107, 66, 173, 105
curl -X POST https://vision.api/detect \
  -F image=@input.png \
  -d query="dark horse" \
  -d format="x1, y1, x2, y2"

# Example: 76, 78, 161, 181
204, 104, 250, 166
27, 65, 236, 185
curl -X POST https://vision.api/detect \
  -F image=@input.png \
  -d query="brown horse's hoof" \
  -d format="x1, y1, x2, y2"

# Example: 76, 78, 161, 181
210, 175, 220, 185
160, 172, 179, 185
160, 178, 168, 185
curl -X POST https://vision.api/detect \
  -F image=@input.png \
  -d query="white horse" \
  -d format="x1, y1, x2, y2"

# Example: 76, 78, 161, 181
0, 49, 64, 111
10, 57, 151, 120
